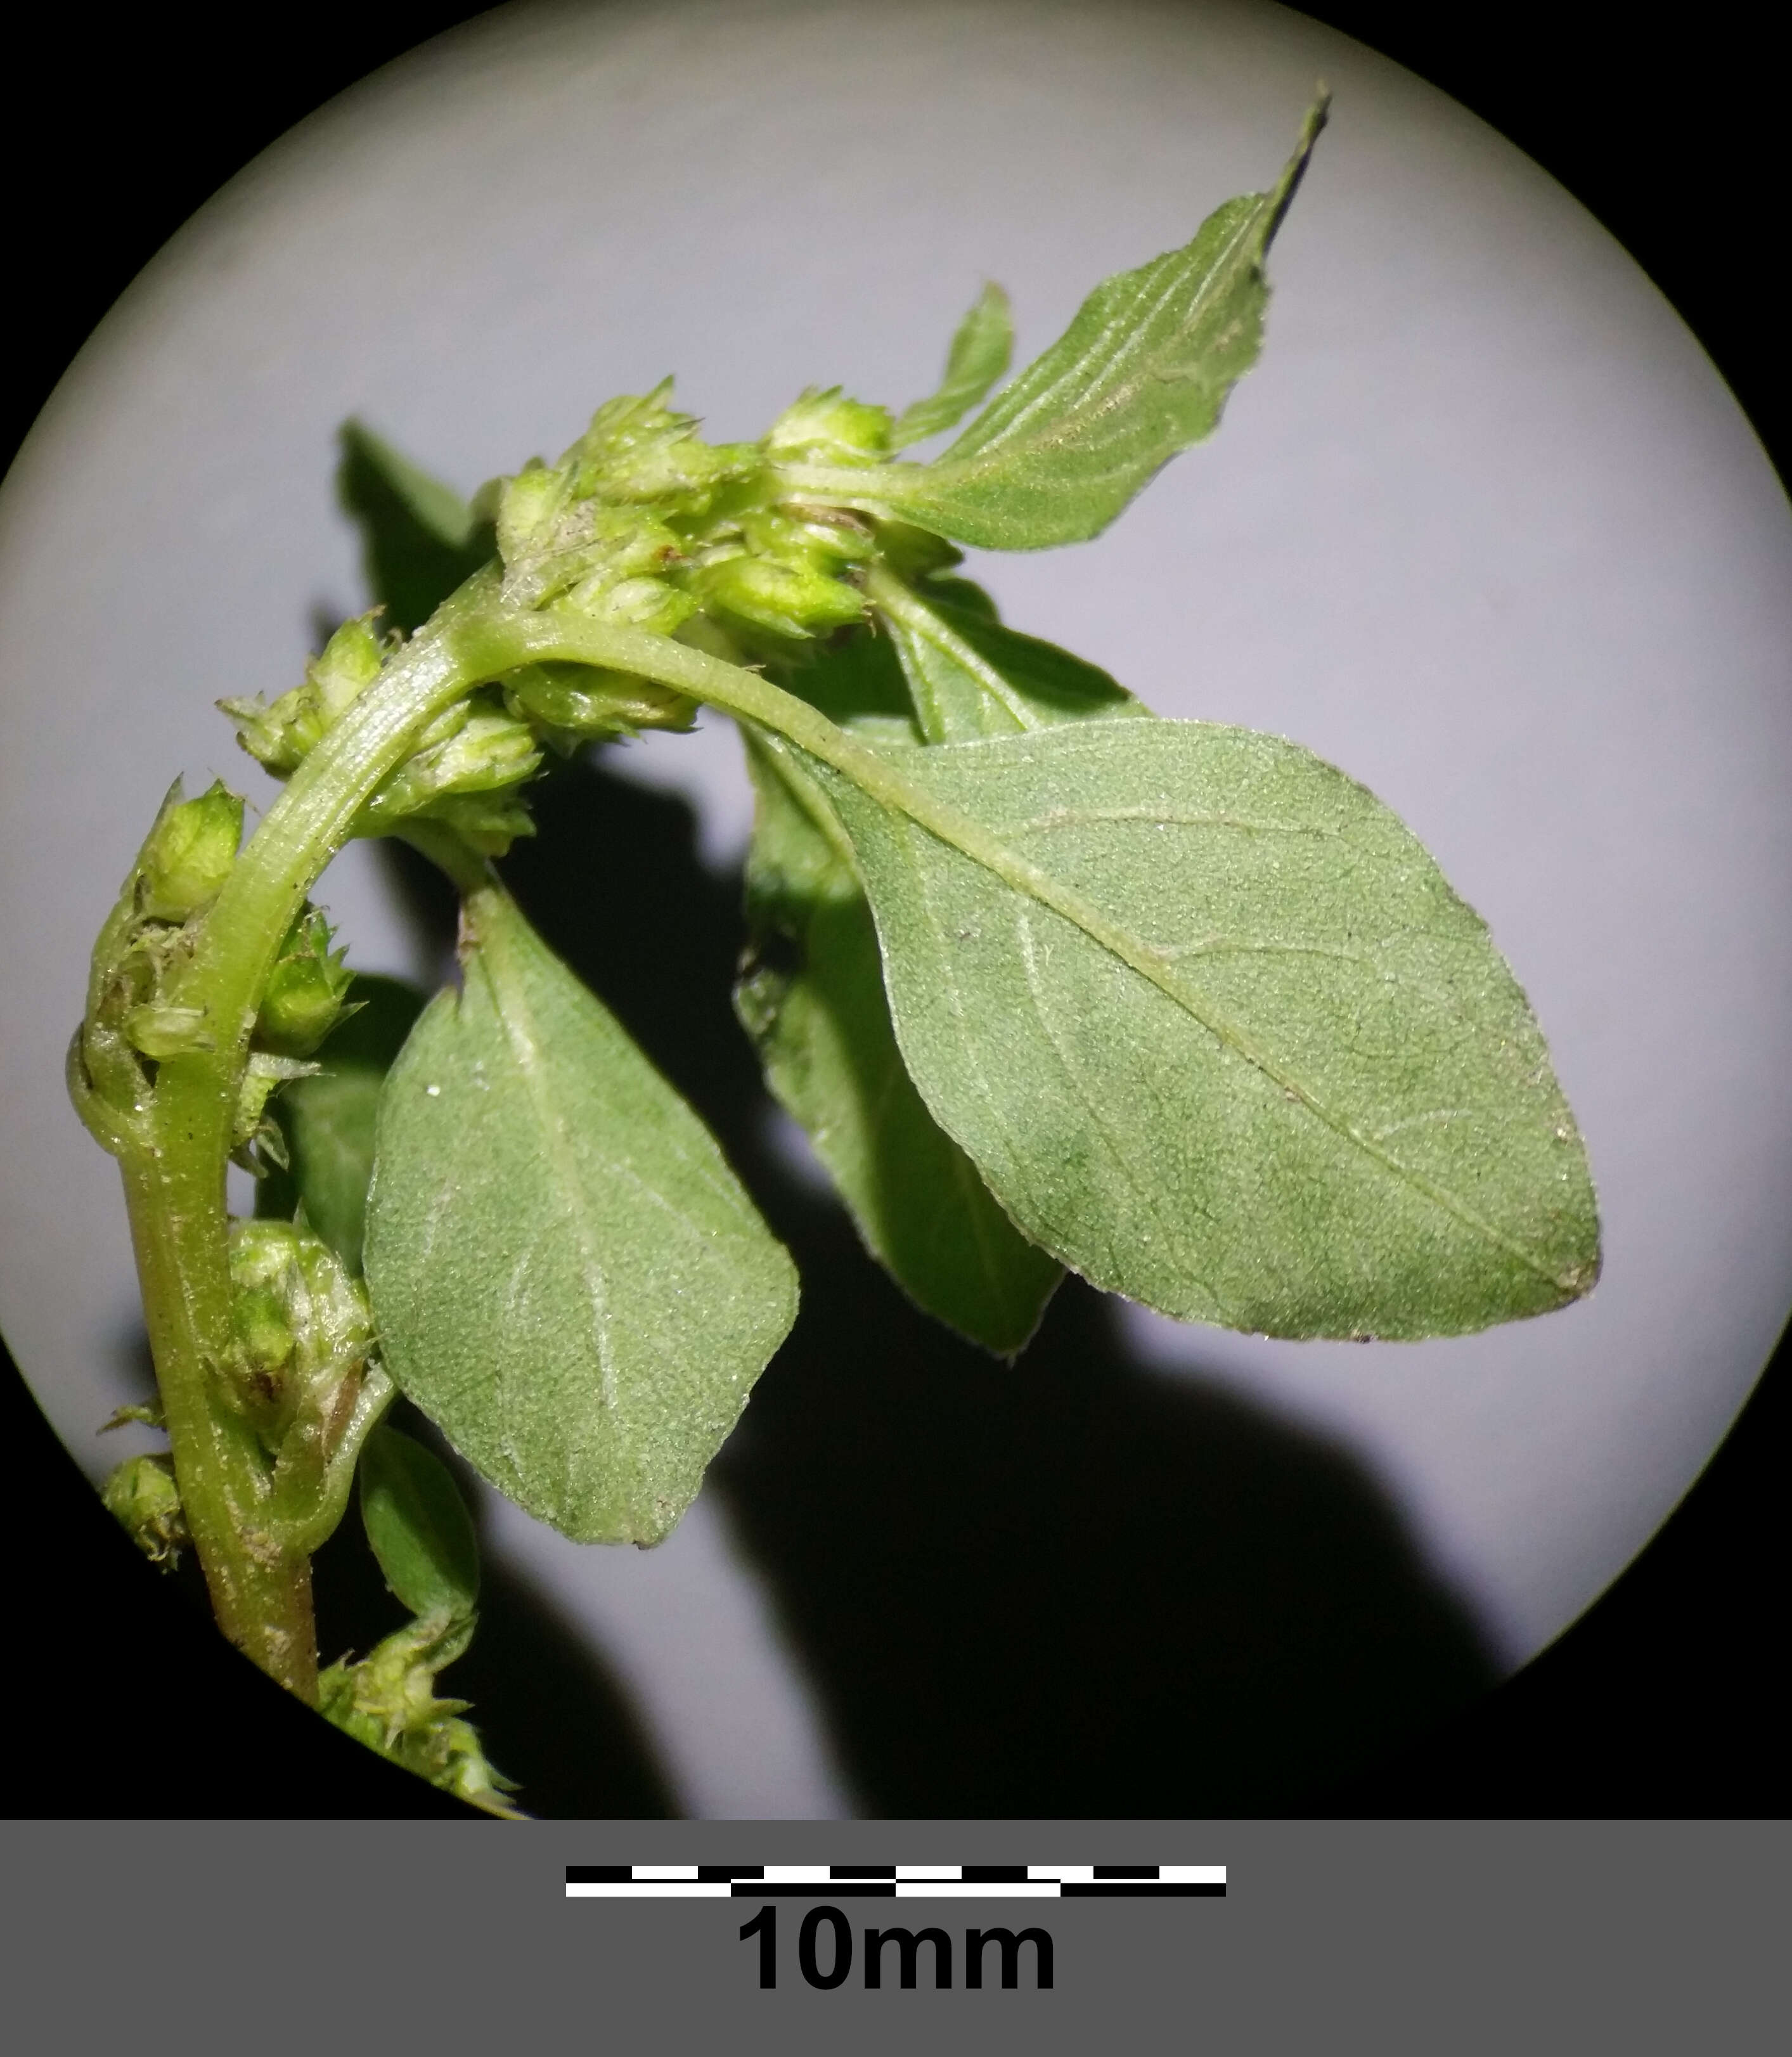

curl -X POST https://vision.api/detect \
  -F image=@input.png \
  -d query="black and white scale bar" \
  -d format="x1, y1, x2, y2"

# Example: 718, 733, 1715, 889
565, 1864, 1225, 1899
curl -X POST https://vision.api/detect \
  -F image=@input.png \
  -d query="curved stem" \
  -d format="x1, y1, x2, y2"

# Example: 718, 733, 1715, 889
117, 581, 496, 1698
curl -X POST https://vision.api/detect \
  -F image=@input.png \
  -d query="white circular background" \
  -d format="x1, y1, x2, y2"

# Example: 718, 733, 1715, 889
3, 0, 1789, 1815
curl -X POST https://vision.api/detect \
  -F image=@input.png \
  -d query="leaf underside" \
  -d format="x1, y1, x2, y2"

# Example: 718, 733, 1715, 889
364, 887, 797, 1544
808, 718, 1599, 1340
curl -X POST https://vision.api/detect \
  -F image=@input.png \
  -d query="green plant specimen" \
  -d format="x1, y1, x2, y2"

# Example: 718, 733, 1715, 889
70, 98, 1599, 1809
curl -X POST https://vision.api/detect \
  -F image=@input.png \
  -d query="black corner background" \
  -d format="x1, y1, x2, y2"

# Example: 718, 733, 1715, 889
3, 1, 1786, 1817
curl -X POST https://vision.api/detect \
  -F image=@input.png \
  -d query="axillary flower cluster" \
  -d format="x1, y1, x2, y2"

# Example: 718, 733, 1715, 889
227, 382, 910, 854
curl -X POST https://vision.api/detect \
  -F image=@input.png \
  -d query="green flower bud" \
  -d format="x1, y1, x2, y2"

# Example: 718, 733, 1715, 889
257, 907, 356, 1057
357, 695, 543, 835
562, 569, 697, 638
318, 1613, 521, 1817
763, 386, 893, 465
417, 790, 538, 858
226, 1218, 374, 1452
569, 382, 757, 510
494, 460, 572, 576
688, 548, 868, 642
221, 614, 387, 777
740, 505, 875, 566
233, 1284, 297, 1377
122, 1003, 214, 1059
101, 1454, 187, 1567
502, 661, 697, 747
311, 613, 387, 711
138, 781, 243, 922
411, 704, 542, 794
498, 482, 691, 617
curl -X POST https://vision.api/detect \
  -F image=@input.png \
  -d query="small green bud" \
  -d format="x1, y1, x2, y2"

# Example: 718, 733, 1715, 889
494, 460, 572, 575
740, 505, 875, 566
764, 387, 893, 465
222, 614, 387, 777
122, 1003, 214, 1059
101, 1454, 187, 1568
138, 781, 243, 922
233, 1284, 297, 1375
226, 1218, 375, 1452
498, 482, 690, 617
311, 614, 387, 712
502, 661, 697, 745
318, 1613, 521, 1817
569, 382, 757, 510
257, 907, 356, 1057
358, 696, 543, 839
418, 790, 538, 858
563, 570, 697, 638
688, 549, 868, 642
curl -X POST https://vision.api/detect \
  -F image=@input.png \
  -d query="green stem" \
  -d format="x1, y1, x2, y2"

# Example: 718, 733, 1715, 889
117, 581, 495, 1699
120, 1148, 319, 1693
449, 609, 1088, 903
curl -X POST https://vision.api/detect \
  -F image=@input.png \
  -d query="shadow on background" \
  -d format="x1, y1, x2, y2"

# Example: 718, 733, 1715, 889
377, 744, 1502, 1817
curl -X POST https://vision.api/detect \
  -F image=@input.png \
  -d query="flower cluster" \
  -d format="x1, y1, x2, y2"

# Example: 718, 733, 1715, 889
71, 781, 247, 1152
217, 380, 900, 868
495, 380, 892, 660
224, 1218, 378, 1483
318, 1611, 521, 1817
223, 616, 548, 857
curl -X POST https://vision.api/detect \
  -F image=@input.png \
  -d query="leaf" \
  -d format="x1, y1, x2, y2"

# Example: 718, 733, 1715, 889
358, 1423, 480, 1620
363, 885, 797, 1544
338, 421, 495, 635
890, 283, 1014, 448
256, 976, 428, 1273
872, 571, 1150, 740
803, 717, 1599, 1339
737, 734, 1060, 1354
780, 98, 1326, 550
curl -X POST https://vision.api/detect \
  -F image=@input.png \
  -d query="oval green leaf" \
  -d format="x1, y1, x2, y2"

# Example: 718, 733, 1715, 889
807, 718, 1599, 1339
358, 1423, 480, 1621
364, 885, 798, 1542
